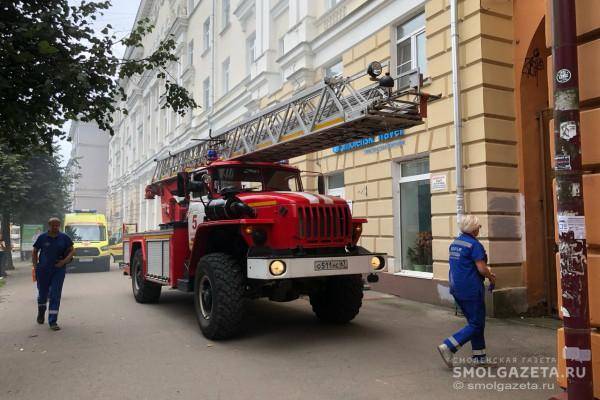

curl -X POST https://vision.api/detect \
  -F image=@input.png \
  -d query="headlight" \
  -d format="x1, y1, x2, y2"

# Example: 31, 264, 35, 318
101, 245, 109, 251
370, 256, 385, 270
269, 260, 286, 276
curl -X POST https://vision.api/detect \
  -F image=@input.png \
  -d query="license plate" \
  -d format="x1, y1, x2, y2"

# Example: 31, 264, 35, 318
314, 259, 348, 271
78, 257, 93, 263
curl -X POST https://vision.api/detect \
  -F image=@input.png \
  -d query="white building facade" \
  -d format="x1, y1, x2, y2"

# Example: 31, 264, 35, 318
68, 121, 110, 214
108, 0, 424, 234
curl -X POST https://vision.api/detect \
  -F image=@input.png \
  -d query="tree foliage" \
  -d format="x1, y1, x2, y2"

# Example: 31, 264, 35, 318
0, 144, 73, 274
0, 0, 198, 153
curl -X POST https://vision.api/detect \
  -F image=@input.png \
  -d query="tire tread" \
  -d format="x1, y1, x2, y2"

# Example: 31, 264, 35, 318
195, 252, 246, 339
309, 275, 363, 323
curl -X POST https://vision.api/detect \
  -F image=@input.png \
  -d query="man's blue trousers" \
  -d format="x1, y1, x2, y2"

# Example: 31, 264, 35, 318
36, 266, 66, 325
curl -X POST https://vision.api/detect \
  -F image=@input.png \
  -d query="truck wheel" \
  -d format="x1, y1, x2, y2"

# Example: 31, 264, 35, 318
310, 275, 363, 323
131, 249, 161, 303
194, 253, 246, 340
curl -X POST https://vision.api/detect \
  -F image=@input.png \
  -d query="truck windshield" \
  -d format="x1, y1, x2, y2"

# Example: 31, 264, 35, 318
213, 167, 301, 192
65, 225, 107, 242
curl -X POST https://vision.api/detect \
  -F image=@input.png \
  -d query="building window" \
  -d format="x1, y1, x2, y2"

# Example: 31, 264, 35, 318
395, 13, 426, 88
203, 18, 211, 51
222, 57, 230, 94
327, 0, 342, 9
187, 40, 194, 65
398, 158, 432, 274
278, 37, 285, 57
203, 78, 211, 109
246, 34, 255, 75
326, 172, 345, 198
187, 0, 195, 14
222, 0, 230, 29
325, 60, 343, 78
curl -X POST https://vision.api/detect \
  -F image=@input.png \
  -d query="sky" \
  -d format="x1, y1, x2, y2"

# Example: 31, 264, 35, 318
57, 0, 142, 164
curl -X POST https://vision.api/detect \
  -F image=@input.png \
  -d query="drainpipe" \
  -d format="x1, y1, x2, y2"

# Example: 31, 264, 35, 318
450, 0, 464, 221
551, 1, 593, 399
209, 0, 216, 134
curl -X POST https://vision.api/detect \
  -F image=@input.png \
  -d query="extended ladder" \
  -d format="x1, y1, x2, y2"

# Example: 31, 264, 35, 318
153, 68, 437, 183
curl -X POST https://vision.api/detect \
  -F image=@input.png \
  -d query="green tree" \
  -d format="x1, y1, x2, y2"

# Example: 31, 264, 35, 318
0, 146, 74, 276
0, 0, 198, 153
0, 145, 31, 276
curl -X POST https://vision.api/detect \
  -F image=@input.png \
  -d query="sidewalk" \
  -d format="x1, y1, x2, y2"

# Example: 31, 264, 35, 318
0, 261, 561, 400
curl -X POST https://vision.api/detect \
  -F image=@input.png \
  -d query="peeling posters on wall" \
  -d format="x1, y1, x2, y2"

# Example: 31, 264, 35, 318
557, 215, 586, 240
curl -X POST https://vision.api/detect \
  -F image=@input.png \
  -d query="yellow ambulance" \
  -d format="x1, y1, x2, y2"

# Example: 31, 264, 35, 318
63, 210, 110, 272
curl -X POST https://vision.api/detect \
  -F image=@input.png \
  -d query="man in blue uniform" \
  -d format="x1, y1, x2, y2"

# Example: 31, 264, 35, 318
438, 215, 495, 368
32, 217, 75, 331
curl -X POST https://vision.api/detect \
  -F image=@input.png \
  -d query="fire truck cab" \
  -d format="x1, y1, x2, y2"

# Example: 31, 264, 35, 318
124, 159, 385, 339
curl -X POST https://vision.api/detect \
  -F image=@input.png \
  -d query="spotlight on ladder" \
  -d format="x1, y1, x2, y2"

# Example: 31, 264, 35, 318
367, 61, 382, 79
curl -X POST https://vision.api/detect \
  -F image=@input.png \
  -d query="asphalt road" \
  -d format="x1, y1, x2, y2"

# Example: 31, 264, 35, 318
0, 262, 560, 400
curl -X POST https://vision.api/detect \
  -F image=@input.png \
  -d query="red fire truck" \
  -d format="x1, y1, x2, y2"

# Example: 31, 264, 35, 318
122, 62, 436, 339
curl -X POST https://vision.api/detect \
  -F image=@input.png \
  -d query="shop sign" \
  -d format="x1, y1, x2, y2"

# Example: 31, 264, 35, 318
332, 129, 404, 154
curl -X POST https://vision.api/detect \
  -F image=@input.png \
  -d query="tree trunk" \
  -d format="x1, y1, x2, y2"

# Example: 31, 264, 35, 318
1, 213, 14, 273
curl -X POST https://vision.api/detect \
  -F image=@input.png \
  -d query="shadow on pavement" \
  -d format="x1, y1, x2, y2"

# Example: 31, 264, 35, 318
152, 289, 391, 346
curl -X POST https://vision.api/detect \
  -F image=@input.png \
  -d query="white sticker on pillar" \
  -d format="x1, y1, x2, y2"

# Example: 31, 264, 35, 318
571, 182, 581, 197
563, 346, 592, 362
559, 121, 577, 140
556, 69, 572, 83
557, 215, 586, 240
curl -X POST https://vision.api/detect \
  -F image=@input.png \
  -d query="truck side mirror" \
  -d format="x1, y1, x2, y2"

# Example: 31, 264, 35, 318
176, 172, 188, 197
317, 174, 326, 195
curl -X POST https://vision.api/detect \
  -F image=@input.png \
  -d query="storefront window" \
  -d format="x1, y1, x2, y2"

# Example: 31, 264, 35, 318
399, 158, 432, 273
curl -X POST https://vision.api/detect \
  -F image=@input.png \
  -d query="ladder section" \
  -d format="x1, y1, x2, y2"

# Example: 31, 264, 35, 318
153, 71, 434, 183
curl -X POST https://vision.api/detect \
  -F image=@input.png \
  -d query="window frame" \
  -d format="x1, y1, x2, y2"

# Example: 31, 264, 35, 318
202, 77, 211, 109
327, 0, 342, 10
203, 18, 211, 52
222, 0, 230, 30
392, 12, 427, 86
392, 156, 433, 278
325, 60, 343, 78
326, 172, 345, 198
246, 34, 256, 76
221, 57, 230, 95
187, 39, 194, 65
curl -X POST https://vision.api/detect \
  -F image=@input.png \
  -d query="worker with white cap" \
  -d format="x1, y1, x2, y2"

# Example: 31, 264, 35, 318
438, 215, 496, 368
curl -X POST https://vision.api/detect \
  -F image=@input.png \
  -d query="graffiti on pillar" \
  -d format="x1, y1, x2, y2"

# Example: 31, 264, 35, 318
522, 48, 545, 85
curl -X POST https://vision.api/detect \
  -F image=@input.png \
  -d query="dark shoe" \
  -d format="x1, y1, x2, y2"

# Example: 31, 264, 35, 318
49, 324, 61, 331
36, 309, 45, 324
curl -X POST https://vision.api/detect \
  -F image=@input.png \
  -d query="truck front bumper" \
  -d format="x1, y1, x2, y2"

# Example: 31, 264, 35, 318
247, 253, 387, 280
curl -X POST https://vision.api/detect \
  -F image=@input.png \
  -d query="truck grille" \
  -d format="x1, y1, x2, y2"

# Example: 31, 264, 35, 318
75, 247, 100, 257
297, 205, 352, 243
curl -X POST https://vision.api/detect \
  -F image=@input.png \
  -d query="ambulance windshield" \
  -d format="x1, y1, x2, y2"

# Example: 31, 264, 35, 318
65, 224, 107, 242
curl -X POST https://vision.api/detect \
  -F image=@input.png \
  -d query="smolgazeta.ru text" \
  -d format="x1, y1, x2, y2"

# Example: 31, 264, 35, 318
453, 366, 586, 379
